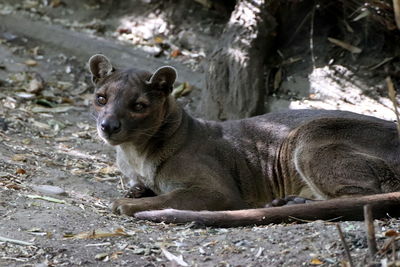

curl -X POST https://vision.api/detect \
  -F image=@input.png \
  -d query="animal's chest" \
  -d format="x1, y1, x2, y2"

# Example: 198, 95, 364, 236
116, 145, 156, 189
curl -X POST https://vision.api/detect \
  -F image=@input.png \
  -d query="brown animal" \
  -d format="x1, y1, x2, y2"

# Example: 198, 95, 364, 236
89, 54, 400, 226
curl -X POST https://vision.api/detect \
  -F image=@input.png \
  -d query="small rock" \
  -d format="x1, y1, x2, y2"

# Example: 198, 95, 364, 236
141, 46, 162, 57
25, 59, 38, 67
32, 185, 67, 196
178, 30, 197, 50
2, 32, 18, 42
0, 118, 8, 131
27, 77, 44, 93
95, 252, 109, 261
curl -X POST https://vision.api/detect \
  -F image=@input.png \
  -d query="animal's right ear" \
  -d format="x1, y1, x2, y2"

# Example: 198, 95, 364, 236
147, 66, 177, 95
88, 54, 114, 84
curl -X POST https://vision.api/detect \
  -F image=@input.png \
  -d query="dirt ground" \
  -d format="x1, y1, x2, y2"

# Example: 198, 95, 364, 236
1, 1, 400, 266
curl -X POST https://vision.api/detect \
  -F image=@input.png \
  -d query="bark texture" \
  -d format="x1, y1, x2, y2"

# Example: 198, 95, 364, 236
200, 0, 277, 120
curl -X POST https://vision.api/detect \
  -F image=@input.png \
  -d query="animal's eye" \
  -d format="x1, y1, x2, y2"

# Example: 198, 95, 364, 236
96, 95, 107, 106
133, 103, 146, 112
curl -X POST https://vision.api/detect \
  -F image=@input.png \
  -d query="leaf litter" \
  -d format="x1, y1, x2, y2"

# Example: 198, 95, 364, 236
1, 1, 400, 266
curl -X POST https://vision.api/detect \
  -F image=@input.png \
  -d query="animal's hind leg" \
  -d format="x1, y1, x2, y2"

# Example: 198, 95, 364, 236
294, 143, 400, 199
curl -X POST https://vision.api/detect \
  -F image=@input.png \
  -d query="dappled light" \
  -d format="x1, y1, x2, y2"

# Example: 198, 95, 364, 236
1, 0, 400, 266
289, 65, 397, 121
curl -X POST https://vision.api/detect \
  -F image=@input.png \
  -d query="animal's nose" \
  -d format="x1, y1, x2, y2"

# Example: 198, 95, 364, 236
100, 119, 121, 135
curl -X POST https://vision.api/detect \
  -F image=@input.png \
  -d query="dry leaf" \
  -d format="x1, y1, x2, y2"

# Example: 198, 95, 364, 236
32, 120, 51, 130
254, 247, 264, 258
15, 168, 26, 175
274, 68, 282, 90
154, 36, 164, 43
22, 138, 31, 145
98, 166, 114, 175
310, 258, 323, 265
160, 246, 189, 267
24, 59, 38, 67
172, 82, 192, 98
110, 251, 123, 260
12, 154, 28, 162
194, 0, 212, 8
327, 37, 362, 54
5, 184, 23, 190
51, 0, 63, 8
31, 105, 74, 113
353, 9, 370, 21
15, 92, 36, 99
65, 228, 130, 239
117, 28, 131, 34
31, 46, 41, 56
384, 229, 400, 237
181, 82, 192, 96
281, 56, 302, 65
27, 77, 44, 93
26, 194, 66, 204
171, 49, 182, 58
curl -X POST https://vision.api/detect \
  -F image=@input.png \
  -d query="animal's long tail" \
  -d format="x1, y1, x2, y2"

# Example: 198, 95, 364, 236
135, 192, 400, 227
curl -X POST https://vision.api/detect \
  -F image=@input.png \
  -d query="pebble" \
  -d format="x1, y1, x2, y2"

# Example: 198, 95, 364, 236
32, 184, 67, 196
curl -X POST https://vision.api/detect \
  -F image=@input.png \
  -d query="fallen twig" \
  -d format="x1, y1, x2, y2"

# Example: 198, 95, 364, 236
135, 192, 400, 227
368, 57, 394, 71
327, 37, 362, 54
26, 194, 66, 204
0, 236, 34, 246
310, 3, 316, 69
94, 176, 119, 182
393, 0, 400, 30
364, 204, 378, 258
386, 76, 400, 139
336, 223, 355, 267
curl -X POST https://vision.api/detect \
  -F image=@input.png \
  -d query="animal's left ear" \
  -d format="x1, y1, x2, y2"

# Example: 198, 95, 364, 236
148, 66, 177, 94
88, 54, 114, 84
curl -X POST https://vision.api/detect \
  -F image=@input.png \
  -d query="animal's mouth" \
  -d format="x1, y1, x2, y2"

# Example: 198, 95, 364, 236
97, 127, 124, 146
104, 138, 122, 146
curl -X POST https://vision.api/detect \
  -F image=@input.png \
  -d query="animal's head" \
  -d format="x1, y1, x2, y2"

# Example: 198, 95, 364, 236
88, 54, 177, 146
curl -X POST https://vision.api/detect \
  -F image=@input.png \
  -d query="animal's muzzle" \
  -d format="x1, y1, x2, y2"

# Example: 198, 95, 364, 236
100, 118, 121, 136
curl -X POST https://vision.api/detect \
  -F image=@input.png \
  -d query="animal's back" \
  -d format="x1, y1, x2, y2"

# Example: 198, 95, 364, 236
214, 109, 400, 204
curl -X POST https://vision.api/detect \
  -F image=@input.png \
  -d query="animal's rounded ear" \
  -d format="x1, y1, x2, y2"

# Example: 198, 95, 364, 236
88, 54, 114, 84
148, 66, 177, 94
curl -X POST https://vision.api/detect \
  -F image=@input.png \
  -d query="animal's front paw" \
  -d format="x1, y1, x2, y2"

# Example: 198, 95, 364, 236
112, 198, 140, 216
125, 183, 156, 198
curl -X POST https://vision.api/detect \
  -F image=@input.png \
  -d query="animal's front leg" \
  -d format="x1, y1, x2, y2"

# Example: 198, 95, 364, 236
112, 186, 246, 216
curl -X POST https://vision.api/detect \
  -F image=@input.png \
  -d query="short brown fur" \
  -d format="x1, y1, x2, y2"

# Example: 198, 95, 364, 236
89, 54, 400, 222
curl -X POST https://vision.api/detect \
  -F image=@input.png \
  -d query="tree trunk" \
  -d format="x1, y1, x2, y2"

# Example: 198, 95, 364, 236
200, 0, 277, 120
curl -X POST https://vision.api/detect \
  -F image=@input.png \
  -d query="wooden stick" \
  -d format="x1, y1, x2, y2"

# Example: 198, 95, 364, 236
386, 76, 400, 138
336, 223, 354, 267
135, 192, 400, 227
393, 0, 400, 30
0, 236, 34, 246
364, 204, 378, 258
